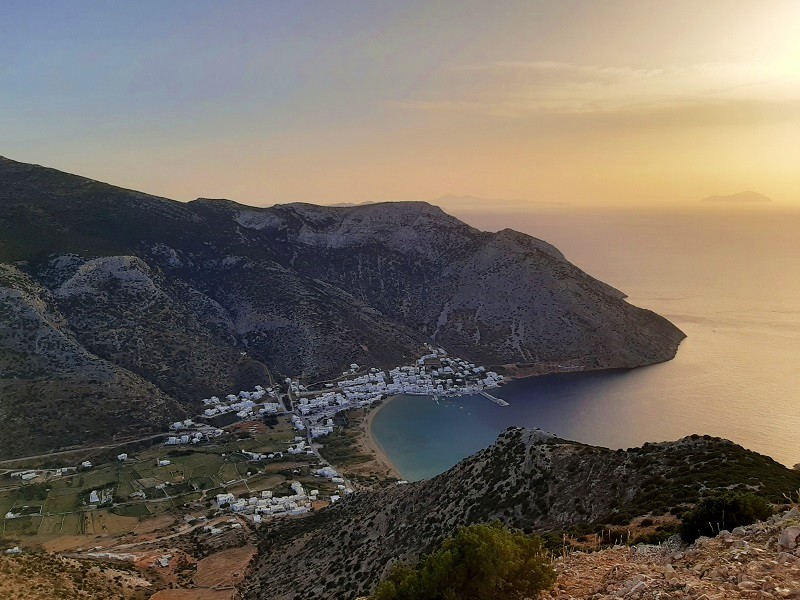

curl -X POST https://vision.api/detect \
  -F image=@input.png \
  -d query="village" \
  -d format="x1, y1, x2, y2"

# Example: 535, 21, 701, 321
287, 347, 506, 441
0, 348, 507, 599
189, 347, 504, 522
1, 347, 505, 533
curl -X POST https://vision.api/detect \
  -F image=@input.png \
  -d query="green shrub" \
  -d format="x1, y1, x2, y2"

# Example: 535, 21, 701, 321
371, 522, 555, 600
632, 525, 679, 545
680, 492, 773, 542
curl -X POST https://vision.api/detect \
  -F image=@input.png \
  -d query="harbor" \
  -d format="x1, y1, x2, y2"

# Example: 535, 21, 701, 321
479, 390, 509, 406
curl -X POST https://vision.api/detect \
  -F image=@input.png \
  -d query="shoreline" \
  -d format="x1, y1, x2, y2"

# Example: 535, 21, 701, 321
360, 398, 404, 481
353, 365, 645, 483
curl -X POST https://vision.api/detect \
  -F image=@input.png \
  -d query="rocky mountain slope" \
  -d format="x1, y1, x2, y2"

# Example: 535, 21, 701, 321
0, 262, 186, 455
0, 156, 684, 457
244, 429, 800, 600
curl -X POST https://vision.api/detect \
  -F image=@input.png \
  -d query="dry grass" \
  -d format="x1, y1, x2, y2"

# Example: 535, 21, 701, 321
193, 545, 257, 588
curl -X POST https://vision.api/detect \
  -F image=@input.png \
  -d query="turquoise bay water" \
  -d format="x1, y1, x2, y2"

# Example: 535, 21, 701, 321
372, 209, 800, 481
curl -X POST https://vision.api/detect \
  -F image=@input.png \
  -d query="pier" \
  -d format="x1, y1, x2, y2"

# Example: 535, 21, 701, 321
478, 390, 509, 406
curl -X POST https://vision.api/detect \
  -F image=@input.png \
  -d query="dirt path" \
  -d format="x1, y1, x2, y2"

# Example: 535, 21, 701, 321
0, 433, 169, 466
150, 590, 235, 600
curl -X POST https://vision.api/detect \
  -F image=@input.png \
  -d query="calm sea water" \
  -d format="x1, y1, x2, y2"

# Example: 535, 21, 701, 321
372, 208, 800, 480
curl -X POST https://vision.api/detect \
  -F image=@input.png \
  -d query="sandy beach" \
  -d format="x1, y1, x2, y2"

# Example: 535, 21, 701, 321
358, 398, 404, 480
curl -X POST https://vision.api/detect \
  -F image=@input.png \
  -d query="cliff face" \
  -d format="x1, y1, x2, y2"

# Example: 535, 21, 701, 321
244, 429, 800, 600
237, 201, 684, 371
0, 156, 684, 457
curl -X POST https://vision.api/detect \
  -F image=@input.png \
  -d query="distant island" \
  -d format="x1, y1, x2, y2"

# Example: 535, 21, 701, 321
700, 191, 773, 204
436, 194, 570, 208
1, 157, 797, 600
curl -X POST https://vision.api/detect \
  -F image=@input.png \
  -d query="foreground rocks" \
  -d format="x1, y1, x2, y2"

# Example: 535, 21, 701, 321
545, 509, 800, 599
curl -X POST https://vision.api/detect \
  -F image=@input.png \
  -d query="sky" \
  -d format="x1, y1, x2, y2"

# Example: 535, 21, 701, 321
2, 0, 799, 209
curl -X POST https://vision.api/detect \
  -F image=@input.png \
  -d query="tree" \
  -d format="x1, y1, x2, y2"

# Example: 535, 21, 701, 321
680, 492, 773, 542
372, 522, 556, 600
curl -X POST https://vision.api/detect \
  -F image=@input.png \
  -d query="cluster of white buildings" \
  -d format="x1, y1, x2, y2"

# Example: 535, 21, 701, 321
164, 425, 224, 446
288, 384, 383, 438
213, 464, 356, 522
287, 437, 315, 455
166, 432, 203, 445
8, 465, 79, 484
286, 350, 504, 439
216, 481, 315, 521
313, 466, 352, 503
319, 350, 501, 402
88, 488, 112, 505
201, 386, 282, 420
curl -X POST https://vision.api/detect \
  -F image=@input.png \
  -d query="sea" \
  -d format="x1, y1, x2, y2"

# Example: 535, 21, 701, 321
371, 207, 800, 481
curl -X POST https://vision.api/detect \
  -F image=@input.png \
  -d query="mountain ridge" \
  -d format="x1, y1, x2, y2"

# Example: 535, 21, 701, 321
0, 157, 684, 458
244, 427, 800, 599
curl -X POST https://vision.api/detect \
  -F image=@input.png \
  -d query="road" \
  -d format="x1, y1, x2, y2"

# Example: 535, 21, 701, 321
0, 432, 171, 468
282, 384, 356, 493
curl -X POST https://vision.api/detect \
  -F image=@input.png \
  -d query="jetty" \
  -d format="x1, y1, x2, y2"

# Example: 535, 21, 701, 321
478, 390, 509, 406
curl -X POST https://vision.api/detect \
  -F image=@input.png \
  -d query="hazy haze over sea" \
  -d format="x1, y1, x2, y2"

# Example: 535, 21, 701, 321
373, 207, 800, 480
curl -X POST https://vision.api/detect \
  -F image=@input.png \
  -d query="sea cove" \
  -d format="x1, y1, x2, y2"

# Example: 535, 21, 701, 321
372, 210, 800, 481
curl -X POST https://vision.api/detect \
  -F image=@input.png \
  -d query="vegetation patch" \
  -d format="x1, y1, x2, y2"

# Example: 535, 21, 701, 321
372, 522, 555, 600
680, 492, 773, 542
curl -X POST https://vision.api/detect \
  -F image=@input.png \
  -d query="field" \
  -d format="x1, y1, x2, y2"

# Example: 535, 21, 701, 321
0, 416, 352, 600
0, 416, 318, 543
193, 545, 257, 587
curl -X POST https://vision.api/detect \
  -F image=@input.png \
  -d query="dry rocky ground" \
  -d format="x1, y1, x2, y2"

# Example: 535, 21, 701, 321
545, 508, 800, 599
0, 551, 153, 599
0, 508, 258, 599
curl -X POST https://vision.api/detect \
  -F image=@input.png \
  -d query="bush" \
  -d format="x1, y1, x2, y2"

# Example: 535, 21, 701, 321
680, 492, 773, 542
371, 522, 555, 600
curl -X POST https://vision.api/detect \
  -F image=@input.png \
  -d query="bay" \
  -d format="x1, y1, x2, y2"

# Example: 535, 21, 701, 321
372, 208, 800, 481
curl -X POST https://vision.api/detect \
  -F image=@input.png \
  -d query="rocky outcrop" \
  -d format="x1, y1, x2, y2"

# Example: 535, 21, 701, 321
545, 508, 800, 599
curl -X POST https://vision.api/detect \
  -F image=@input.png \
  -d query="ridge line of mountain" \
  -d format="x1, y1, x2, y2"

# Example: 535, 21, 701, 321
0, 156, 684, 458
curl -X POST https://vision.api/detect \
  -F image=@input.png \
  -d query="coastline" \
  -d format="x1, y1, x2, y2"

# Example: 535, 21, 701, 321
353, 357, 687, 484
360, 398, 404, 481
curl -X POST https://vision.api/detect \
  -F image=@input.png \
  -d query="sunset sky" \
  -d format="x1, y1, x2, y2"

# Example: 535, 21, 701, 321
2, 0, 799, 208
